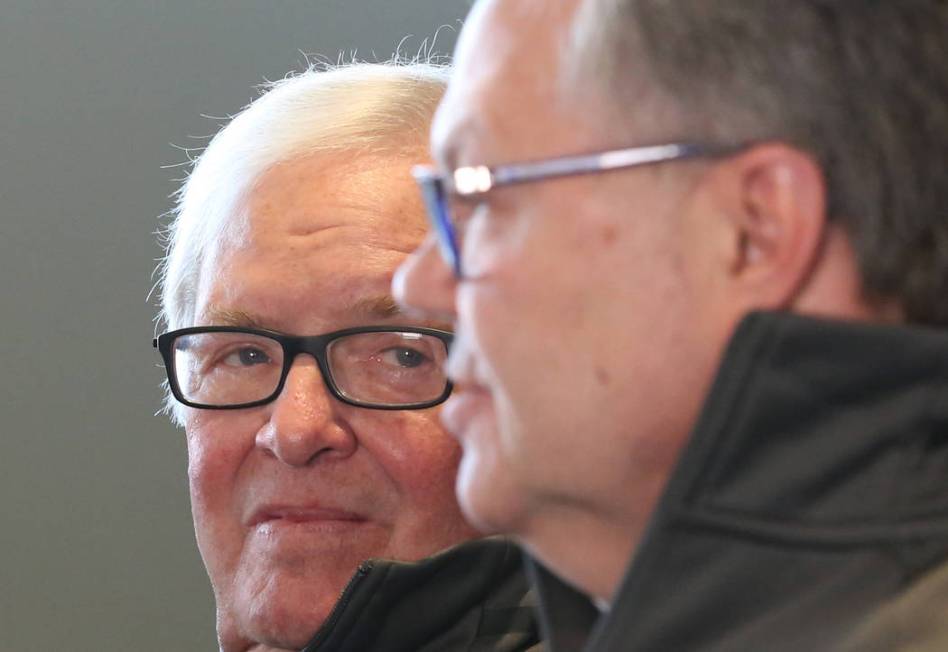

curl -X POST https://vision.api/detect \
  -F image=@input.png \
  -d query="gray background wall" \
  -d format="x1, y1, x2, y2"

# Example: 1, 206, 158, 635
0, 2, 467, 649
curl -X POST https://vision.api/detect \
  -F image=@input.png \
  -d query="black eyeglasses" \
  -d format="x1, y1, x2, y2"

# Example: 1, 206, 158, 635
153, 325, 453, 411
413, 142, 738, 277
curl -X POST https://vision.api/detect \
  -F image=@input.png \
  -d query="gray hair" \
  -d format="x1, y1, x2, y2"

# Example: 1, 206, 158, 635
575, 0, 948, 325
155, 61, 449, 422
158, 61, 449, 333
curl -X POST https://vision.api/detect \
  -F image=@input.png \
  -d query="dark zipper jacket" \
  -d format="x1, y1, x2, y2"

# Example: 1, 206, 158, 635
301, 537, 541, 652
535, 311, 948, 651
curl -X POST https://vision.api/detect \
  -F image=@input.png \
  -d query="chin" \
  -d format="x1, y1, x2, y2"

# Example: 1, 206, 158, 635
455, 445, 528, 536
218, 572, 340, 652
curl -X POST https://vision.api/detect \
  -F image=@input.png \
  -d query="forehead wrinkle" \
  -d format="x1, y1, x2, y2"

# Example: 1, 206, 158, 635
236, 222, 423, 268
243, 151, 423, 226
275, 200, 404, 237
244, 201, 426, 254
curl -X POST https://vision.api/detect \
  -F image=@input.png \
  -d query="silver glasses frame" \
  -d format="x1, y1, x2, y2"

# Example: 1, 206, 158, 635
412, 142, 740, 276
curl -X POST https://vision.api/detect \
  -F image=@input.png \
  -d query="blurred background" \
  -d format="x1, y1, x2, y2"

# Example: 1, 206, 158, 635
0, 1, 466, 649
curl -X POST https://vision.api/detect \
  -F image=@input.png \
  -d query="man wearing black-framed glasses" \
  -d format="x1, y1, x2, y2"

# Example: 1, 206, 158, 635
153, 63, 540, 652
394, 1, 948, 651
154, 325, 454, 412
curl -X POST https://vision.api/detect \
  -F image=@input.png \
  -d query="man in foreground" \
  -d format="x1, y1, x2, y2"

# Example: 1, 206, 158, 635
154, 62, 539, 652
394, 2, 948, 650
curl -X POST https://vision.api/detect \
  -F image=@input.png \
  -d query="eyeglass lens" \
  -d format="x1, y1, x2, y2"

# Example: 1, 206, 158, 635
171, 330, 449, 408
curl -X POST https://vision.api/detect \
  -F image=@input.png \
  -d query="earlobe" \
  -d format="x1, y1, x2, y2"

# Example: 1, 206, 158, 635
729, 144, 828, 310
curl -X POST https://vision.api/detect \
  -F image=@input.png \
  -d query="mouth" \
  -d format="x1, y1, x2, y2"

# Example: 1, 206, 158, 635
247, 505, 367, 529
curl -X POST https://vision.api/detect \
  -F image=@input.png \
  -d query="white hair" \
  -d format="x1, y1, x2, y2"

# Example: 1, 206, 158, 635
158, 60, 449, 332
155, 61, 450, 422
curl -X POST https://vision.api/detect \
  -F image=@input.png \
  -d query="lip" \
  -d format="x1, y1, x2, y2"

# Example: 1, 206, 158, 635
246, 504, 367, 528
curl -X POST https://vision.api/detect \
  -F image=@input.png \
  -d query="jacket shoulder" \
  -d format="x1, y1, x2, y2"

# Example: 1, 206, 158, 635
841, 558, 948, 652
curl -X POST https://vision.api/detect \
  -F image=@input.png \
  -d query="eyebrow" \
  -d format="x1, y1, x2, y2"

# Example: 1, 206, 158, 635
350, 295, 402, 320
201, 308, 270, 330
351, 296, 455, 333
202, 296, 453, 333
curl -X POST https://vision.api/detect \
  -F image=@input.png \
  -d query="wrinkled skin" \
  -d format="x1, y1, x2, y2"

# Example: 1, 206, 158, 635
185, 152, 479, 652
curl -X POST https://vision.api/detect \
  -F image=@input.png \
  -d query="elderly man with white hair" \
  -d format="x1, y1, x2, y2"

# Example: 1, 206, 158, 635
153, 62, 540, 652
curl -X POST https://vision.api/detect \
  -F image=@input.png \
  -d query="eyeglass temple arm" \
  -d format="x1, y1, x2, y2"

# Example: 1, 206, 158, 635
491, 143, 725, 188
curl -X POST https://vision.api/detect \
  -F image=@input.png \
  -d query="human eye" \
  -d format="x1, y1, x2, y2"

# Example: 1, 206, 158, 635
377, 345, 432, 370
220, 346, 273, 368
330, 331, 446, 377
327, 331, 448, 404
193, 333, 281, 374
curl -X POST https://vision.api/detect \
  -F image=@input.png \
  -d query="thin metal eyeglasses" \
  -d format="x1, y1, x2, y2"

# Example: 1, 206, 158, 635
412, 142, 737, 277
153, 325, 453, 411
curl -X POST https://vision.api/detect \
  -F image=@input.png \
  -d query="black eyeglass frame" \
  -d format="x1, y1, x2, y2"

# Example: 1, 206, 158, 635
153, 325, 454, 411
412, 142, 741, 277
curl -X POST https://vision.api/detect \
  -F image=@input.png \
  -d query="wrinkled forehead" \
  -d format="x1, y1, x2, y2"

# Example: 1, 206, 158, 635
243, 150, 426, 240
193, 151, 429, 327
206, 151, 425, 257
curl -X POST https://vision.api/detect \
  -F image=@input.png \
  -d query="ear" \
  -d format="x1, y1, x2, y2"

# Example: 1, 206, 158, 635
717, 143, 828, 310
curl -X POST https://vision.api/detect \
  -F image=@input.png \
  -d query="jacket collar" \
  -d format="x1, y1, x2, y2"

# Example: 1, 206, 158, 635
653, 310, 948, 545
543, 312, 948, 651
302, 537, 539, 652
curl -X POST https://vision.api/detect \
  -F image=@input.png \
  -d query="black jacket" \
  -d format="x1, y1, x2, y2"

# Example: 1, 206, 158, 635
535, 311, 948, 651
301, 537, 541, 652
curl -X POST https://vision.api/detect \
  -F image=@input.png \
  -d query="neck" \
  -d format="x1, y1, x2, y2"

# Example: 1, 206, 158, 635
519, 503, 639, 604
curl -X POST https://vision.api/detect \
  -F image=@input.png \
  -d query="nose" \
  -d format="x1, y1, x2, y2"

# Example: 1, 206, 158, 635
255, 356, 356, 466
392, 233, 458, 323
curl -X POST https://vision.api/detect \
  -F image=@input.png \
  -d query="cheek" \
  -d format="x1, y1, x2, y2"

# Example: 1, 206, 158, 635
456, 259, 574, 407
357, 411, 475, 552
363, 411, 462, 497
185, 411, 262, 561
